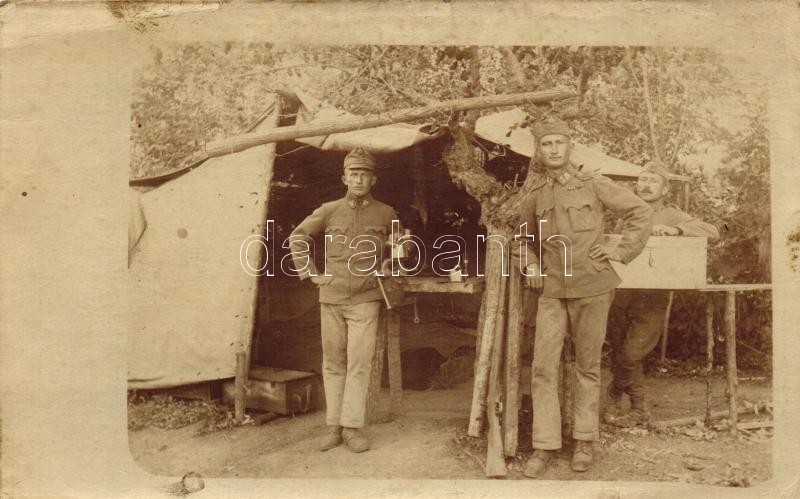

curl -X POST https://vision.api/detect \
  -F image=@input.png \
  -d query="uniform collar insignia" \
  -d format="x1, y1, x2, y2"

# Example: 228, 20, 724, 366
546, 168, 572, 186
346, 194, 372, 209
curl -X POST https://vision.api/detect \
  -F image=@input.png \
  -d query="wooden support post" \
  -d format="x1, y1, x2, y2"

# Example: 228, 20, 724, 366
234, 351, 247, 425
367, 309, 388, 423
387, 309, 403, 416
660, 291, 674, 362
724, 290, 738, 437
704, 296, 715, 425
682, 181, 691, 212
503, 270, 523, 457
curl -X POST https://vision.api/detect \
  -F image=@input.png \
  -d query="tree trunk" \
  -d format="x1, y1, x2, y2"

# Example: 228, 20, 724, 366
639, 53, 664, 163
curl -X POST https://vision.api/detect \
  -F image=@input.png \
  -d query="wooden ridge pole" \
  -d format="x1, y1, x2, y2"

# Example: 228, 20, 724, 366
205, 89, 573, 158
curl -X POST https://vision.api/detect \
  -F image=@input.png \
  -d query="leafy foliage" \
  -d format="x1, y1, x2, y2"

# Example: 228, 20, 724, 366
127, 392, 236, 435
131, 44, 771, 369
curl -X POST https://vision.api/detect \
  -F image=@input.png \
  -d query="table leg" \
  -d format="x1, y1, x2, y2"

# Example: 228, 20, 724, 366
367, 310, 387, 424
724, 290, 738, 437
387, 308, 402, 416
705, 296, 715, 425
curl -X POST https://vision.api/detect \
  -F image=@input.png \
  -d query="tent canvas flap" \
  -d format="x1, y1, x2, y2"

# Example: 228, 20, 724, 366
294, 91, 442, 153
128, 106, 277, 390
475, 109, 644, 179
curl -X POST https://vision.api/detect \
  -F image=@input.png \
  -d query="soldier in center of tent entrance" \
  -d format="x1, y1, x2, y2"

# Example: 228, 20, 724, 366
289, 147, 398, 454
517, 117, 653, 478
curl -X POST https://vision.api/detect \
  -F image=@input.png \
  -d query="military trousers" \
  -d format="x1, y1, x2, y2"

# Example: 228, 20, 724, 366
320, 300, 380, 428
531, 291, 614, 449
607, 291, 671, 401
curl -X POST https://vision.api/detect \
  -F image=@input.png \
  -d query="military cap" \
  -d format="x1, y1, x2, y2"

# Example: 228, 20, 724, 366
641, 160, 671, 181
343, 147, 376, 172
531, 117, 572, 140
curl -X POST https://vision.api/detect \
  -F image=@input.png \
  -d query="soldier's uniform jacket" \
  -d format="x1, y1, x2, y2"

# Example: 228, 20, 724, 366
290, 194, 397, 305
525, 166, 653, 299
652, 203, 720, 241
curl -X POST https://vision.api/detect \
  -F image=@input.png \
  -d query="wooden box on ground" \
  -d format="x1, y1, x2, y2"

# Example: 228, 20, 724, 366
222, 366, 323, 415
604, 234, 707, 289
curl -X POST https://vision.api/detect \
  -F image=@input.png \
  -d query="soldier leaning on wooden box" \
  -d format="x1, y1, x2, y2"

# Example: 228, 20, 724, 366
603, 161, 720, 428
289, 147, 398, 454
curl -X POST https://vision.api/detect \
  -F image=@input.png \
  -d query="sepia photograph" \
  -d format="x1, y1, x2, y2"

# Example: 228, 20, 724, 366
127, 42, 773, 485
2, 2, 798, 498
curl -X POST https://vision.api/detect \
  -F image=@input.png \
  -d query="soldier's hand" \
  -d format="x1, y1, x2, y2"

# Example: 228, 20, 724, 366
521, 264, 544, 290
524, 273, 544, 290
380, 258, 393, 277
589, 244, 622, 262
652, 224, 680, 236
310, 274, 334, 287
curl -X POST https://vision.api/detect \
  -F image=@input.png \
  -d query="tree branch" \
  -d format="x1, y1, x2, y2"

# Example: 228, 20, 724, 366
500, 47, 526, 92
624, 47, 642, 89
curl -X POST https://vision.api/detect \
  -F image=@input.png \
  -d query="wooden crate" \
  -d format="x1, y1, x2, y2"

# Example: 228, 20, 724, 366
604, 234, 707, 289
222, 366, 323, 415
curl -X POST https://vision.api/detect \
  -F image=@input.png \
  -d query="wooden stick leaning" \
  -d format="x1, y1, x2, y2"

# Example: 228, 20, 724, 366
485, 269, 509, 477
503, 262, 524, 456
467, 242, 505, 436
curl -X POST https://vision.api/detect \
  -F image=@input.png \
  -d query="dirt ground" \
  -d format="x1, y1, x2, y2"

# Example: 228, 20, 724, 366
129, 370, 772, 487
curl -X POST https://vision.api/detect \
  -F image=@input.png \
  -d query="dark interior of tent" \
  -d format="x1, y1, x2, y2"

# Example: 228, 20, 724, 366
252, 136, 537, 390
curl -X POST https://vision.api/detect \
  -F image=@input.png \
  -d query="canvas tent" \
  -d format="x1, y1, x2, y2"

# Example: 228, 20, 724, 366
475, 108, 646, 179
127, 98, 651, 390
127, 95, 440, 390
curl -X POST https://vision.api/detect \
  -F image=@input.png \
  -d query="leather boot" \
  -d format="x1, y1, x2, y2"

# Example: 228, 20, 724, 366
319, 425, 342, 451
602, 386, 625, 424
613, 396, 651, 428
571, 440, 594, 472
342, 427, 370, 453
523, 449, 556, 478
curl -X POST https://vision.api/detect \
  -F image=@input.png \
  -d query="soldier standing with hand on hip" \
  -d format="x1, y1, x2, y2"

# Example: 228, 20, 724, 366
289, 148, 398, 453
603, 161, 720, 428
519, 118, 653, 478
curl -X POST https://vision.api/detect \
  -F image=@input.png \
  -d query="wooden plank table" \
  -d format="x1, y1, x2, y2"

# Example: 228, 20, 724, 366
368, 276, 484, 421
561, 283, 771, 440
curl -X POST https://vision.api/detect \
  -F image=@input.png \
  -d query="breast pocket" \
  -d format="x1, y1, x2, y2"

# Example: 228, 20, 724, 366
324, 225, 348, 258
565, 201, 597, 232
